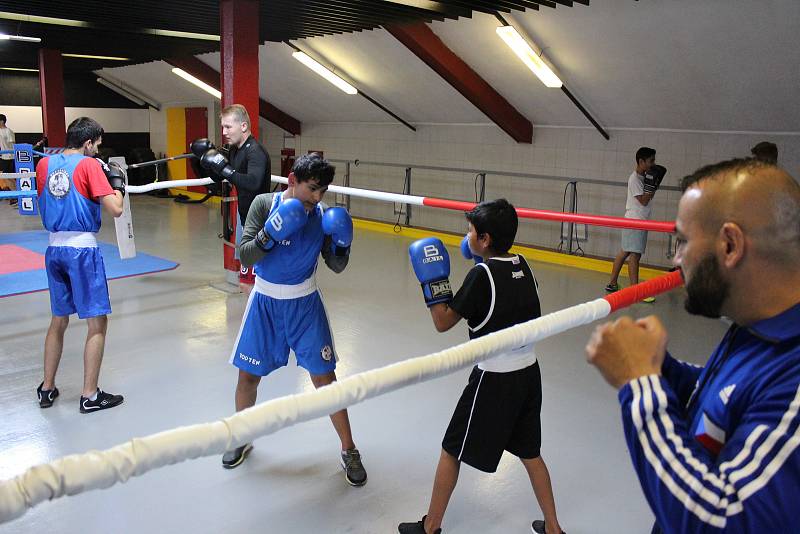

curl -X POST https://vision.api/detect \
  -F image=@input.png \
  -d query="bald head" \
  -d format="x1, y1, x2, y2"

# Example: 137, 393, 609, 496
680, 158, 800, 265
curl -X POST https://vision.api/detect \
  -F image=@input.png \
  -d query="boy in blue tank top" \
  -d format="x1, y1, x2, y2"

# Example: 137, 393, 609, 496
34, 117, 126, 413
221, 153, 367, 487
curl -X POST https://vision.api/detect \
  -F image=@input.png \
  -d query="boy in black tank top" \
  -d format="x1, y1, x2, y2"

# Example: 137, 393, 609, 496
400, 199, 565, 534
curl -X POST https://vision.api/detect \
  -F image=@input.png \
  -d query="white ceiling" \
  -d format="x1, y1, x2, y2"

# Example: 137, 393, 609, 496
99, 0, 800, 134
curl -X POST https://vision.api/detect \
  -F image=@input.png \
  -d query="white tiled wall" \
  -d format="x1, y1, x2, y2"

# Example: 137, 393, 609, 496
261, 121, 800, 268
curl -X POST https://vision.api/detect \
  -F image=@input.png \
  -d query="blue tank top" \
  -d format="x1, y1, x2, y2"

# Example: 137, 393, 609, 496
39, 154, 103, 233
254, 192, 325, 284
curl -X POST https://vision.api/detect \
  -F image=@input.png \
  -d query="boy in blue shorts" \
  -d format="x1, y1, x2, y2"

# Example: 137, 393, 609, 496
221, 153, 367, 487
402, 199, 565, 534
35, 117, 126, 413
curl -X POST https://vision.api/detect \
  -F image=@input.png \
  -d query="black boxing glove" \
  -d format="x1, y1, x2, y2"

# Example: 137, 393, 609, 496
200, 148, 235, 182
190, 138, 215, 159
96, 158, 126, 196
643, 164, 667, 195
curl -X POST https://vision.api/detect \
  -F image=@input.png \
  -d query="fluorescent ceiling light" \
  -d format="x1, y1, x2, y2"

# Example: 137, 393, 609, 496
0, 33, 41, 43
0, 12, 89, 27
96, 76, 160, 109
380, 0, 448, 12
496, 26, 562, 88
63, 53, 129, 61
96, 78, 146, 106
292, 52, 357, 95
0, 67, 38, 72
150, 29, 219, 41
171, 67, 221, 99
0, 12, 217, 40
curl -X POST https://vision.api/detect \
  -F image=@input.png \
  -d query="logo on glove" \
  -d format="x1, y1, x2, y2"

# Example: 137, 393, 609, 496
429, 280, 452, 299
270, 213, 284, 232
421, 244, 444, 264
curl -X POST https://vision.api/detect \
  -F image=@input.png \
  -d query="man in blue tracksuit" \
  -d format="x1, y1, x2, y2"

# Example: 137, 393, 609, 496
586, 158, 800, 533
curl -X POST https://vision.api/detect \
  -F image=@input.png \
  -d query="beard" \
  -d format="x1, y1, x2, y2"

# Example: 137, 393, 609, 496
684, 253, 730, 318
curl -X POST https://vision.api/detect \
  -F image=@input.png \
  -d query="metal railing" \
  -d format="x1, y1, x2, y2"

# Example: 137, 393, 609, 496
328, 158, 678, 259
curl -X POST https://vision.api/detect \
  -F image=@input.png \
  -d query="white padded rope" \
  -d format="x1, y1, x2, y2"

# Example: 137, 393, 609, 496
126, 178, 215, 194
0, 298, 611, 523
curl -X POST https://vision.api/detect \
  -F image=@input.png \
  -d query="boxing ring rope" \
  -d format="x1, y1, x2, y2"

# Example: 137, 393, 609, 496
0, 170, 676, 233
0, 270, 683, 523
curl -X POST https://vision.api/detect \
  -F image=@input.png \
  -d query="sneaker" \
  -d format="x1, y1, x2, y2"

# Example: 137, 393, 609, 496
643, 296, 656, 303
221, 443, 253, 469
79, 389, 124, 413
399, 516, 441, 534
531, 520, 566, 534
37, 382, 59, 408
341, 448, 367, 486
604, 282, 620, 293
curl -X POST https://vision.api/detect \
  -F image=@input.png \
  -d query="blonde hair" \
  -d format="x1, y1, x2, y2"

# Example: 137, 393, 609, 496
221, 104, 251, 129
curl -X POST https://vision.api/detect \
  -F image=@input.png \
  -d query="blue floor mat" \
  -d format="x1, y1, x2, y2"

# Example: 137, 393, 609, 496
0, 231, 179, 298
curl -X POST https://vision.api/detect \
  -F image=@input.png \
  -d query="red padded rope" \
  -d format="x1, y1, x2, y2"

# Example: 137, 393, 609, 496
604, 270, 684, 312
421, 197, 676, 233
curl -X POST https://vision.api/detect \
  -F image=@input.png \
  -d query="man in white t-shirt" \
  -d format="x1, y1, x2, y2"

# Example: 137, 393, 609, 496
605, 147, 657, 302
0, 114, 17, 203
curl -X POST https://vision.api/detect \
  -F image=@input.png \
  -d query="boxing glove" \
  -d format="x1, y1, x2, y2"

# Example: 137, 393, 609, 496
189, 138, 214, 158
200, 148, 235, 182
643, 165, 667, 195
255, 197, 307, 252
95, 157, 125, 196
409, 237, 453, 307
460, 235, 483, 264
322, 207, 353, 257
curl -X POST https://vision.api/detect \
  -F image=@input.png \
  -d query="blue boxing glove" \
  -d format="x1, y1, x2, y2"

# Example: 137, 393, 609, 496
255, 197, 307, 252
409, 237, 454, 307
460, 235, 483, 264
322, 207, 353, 257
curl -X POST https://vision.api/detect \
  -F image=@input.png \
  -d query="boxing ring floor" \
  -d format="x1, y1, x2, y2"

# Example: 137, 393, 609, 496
0, 197, 729, 534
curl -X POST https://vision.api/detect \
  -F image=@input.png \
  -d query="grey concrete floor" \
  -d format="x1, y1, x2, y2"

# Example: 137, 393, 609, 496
0, 196, 729, 534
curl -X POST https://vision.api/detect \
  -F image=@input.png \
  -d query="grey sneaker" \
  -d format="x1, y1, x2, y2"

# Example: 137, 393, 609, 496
341, 448, 367, 486
222, 443, 252, 469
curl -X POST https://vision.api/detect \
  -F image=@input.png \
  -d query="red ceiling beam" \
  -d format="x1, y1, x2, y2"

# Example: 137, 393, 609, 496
166, 55, 301, 135
386, 22, 532, 144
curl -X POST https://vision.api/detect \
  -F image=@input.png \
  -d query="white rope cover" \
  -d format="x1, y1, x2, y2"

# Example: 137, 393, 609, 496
126, 178, 215, 194
0, 298, 612, 523
269, 175, 427, 205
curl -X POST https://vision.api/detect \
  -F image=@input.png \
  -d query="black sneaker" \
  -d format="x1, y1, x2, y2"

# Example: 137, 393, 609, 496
221, 443, 253, 469
399, 516, 441, 534
79, 389, 124, 413
341, 448, 367, 486
604, 282, 620, 293
532, 520, 566, 534
37, 382, 59, 408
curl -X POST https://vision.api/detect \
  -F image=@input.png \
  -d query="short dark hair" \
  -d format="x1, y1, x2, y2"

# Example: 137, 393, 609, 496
65, 117, 104, 149
292, 152, 335, 187
680, 157, 772, 192
465, 198, 518, 254
750, 141, 778, 164
0, 114, 6, 123
636, 146, 656, 164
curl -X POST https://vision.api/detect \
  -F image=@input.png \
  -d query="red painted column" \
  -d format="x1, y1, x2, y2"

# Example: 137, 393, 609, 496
220, 0, 260, 138
219, 0, 260, 281
38, 49, 66, 147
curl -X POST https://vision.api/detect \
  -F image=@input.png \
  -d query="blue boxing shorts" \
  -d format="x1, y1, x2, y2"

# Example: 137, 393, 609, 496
229, 276, 337, 377
45, 245, 111, 319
